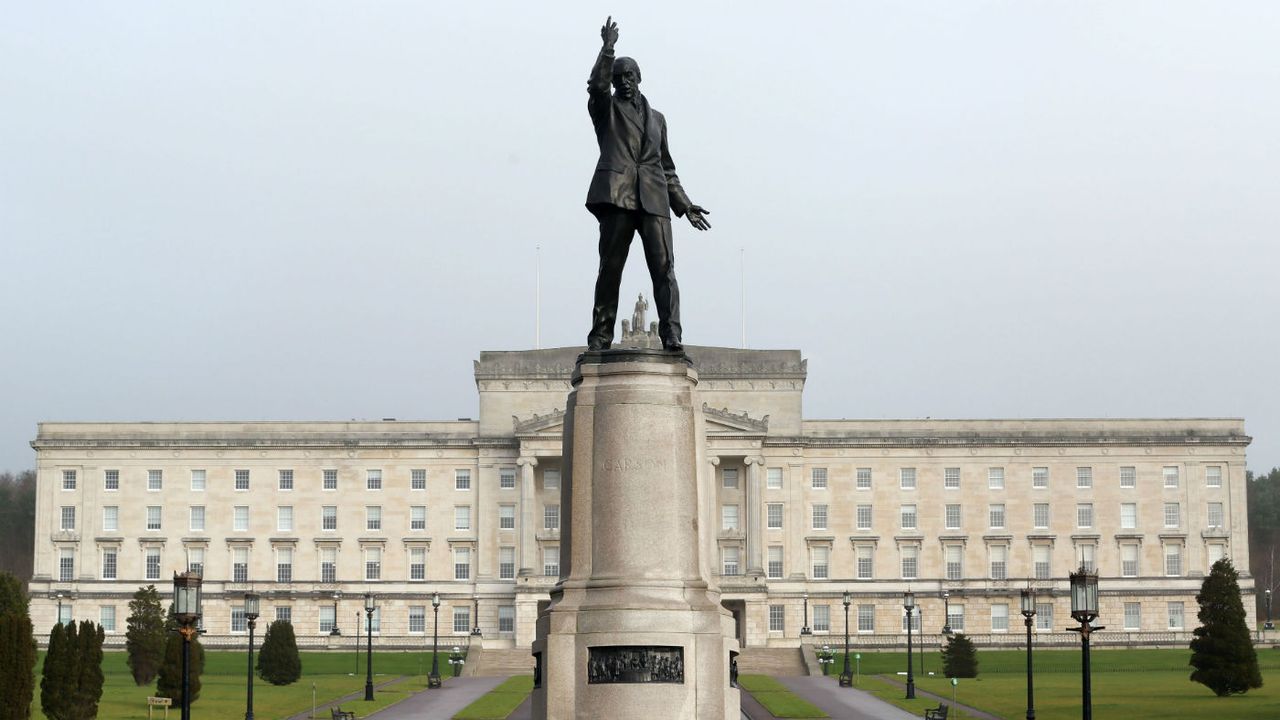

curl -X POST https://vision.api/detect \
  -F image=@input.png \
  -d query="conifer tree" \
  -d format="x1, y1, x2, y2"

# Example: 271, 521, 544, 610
155, 628, 204, 705
125, 585, 166, 685
72, 621, 104, 719
0, 571, 36, 720
257, 620, 303, 685
1190, 558, 1263, 696
941, 632, 979, 678
40, 622, 74, 720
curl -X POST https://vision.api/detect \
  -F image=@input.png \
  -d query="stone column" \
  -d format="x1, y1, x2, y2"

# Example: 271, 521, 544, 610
744, 456, 765, 577
518, 456, 538, 577
787, 462, 805, 579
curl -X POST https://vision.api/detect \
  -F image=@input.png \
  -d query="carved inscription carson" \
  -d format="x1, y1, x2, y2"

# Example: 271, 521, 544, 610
600, 457, 672, 473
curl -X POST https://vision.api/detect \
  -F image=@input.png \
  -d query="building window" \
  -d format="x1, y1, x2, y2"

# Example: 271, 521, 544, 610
900, 504, 917, 530
455, 547, 472, 580
991, 603, 1009, 632
945, 545, 963, 581
1207, 542, 1226, 568
1076, 503, 1093, 529
412, 469, 427, 490
1124, 602, 1141, 630
276, 469, 293, 491
276, 547, 293, 583
103, 506, 119, 533
811, 504, 828, 530
811, 546, 830, 579
722, 505, 739, 531
722, 546, 740, 576
767, 546, 784, 579
900, 468, 916, 490
277, 506, 293, 533
322, 506, 337, 531
103, 469, 118, 491
499, 505, 516, 530
1120, 466, 1136, 488
498, 606, 516, 633
320, 547, 337, 583
945, 504, 961, 530
1035, 603, 1052, 631
723, 468, 739, 489
1034, 545, 1051, 579
544, 469, 560, 489
234, 506, 249, 532
190, 469, 206, 491
1207, 502, 1224, 528
365, 547, 382, 580
855, 468, 871, 490
902, 610, 921, 632
235, 469, 250, 491
146, 506, 162, 531
1032, 467, 1048, 489
231, 607, 247, 633
856, 504, 873, 530
901, 545, 918, 579
369, 608, 381, 633
811, 467, 827, 490
1163, 466, 1179, 488
1033, 503, 1050, 529
856, 545, 873, 579
100, 606, 116, 632
944, 467, 960, 490
59, 548, 75, 581
1078, 543, 1096, 572
319, 606, 336, 633
989, 503, 1005, 529
1165, 544, 1182, 576
147, 470, 162, 491
366, 506, 383, 531
233, 547, 248, 583
1206, 466, 1222, 487
499, 469, 515, 490
60, 506, 76, 531
989, 545, 1007, 580
542, 546, 559, 576
1168, 602, 1185, 630
408, 606, 426, 633
1121, 544, 1139, 577
323, 469, 337, 490
767, 504, 783, 530
455, 506, 472, 531
768, 467, 785, 489
453, 607, 471, 634
1121, 503, 1137, 529
988, 467, 1004, 489
947, 605, 965, 632
1076, 467, 1092, 489
367, 469, 382, 490
145, 548, 161, 581
275, 607, 291, 625
857, 604, 875, 632
768, 605, 785, 632
544, 505, 560, 531
813, 604, 830, 632
499, 547, 515, 579
411, 505, 427, 531
184, 506, 204, 533
410, 547, 426, 580
1164, 502, 1180, 528
455, 469, 471, 490
102, 549, 118, 580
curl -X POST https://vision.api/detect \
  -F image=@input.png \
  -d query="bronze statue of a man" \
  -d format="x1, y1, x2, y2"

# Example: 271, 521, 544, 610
585, 17, 710, 353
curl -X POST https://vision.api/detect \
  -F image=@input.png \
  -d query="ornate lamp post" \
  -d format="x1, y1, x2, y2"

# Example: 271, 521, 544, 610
172, 572, 203, 720
55, 592, 65, 625
354, 612, 361, 675
1068, 566, 1103, 720
801, 591, 812, 635
243, 592, 260, 720
428, 592, 442, 688
1020, 589, 1036, 720
1265, 588, 1275, 631
472, 597, 482, 636
904, 590, 916, 700
363, 593, 376, 701
838, 590, 853, 687
941, 591, 952, 635
818, 644, 833, 675
330, 591, 341, 636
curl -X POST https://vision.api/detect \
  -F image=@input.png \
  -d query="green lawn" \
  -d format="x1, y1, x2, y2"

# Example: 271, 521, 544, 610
29, 651, 447, 720
738, 674, 828, 718
452, 675, 534, 720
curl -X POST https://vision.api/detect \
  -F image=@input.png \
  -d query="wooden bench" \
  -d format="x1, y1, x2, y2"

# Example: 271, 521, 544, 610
923, 704, 949, 720
330, 707, 356, 720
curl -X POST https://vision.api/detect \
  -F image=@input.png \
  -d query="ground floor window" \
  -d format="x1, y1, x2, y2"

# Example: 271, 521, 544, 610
857, 604, 875, 633
453, 607, 471, 634
768, 604, 785, 632
498, 606, 515, 634
813, 604, 830, 632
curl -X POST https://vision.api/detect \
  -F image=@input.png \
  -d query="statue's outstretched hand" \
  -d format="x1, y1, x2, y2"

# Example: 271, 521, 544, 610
601, 16, 619, 48
687, 205, 711, 231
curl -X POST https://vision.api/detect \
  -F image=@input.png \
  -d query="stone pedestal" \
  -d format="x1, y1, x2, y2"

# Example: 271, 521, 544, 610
531, 349, 740, 720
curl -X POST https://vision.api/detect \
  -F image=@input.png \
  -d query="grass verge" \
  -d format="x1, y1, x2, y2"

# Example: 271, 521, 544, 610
452, 675, 534, 720
738, 674, 828, 718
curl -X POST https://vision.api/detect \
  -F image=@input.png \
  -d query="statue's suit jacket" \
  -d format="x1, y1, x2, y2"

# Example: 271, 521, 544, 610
585, 46, 692, 221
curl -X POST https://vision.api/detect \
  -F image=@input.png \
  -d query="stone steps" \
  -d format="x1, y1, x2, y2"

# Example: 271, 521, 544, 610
736, 647, 807, 677
465, 647, 535, 677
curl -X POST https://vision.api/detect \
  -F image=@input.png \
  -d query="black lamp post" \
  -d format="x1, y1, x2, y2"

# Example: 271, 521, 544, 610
904, 591, 916, 699
330, 591, 341, 636
1068, 566, 1103, 720
428, 592, 442, 688
818, 644, 833, 675
472, 597, 482, 636
942, 591, 952, 635
172, 572, 203, 720
243, 592, 260, 720
801, 591, 812, 635
838, 590, 853, 687
55, 592, 65, 625
1020, 589, 1036, 720
363, 593, 375, 701
1265, 589, 1274, 631
354, 612, 361, 675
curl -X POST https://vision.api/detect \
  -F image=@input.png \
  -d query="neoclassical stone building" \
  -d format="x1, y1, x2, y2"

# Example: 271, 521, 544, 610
29, 333, 1253, 648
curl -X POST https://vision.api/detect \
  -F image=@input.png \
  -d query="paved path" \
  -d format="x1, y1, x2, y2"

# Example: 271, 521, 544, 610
774, 676, 924, 720
284, 676, 414, 720
873, 675, 1001, 720
364, 676, 506, 720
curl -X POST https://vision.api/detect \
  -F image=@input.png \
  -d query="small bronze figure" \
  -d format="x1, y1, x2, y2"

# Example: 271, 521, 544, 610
585, 17, 710, 353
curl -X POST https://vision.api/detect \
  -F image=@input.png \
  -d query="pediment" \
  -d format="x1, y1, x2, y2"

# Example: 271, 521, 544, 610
702, 404, 769, 434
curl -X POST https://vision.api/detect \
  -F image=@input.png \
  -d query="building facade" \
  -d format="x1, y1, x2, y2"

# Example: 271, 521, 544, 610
28, 342, 1253, 649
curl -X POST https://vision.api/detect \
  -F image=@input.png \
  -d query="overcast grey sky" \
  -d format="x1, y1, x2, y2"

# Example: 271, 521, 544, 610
1, 1, 1277, 474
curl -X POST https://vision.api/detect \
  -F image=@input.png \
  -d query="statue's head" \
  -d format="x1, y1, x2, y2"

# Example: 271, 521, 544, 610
612, 57, 641, 100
